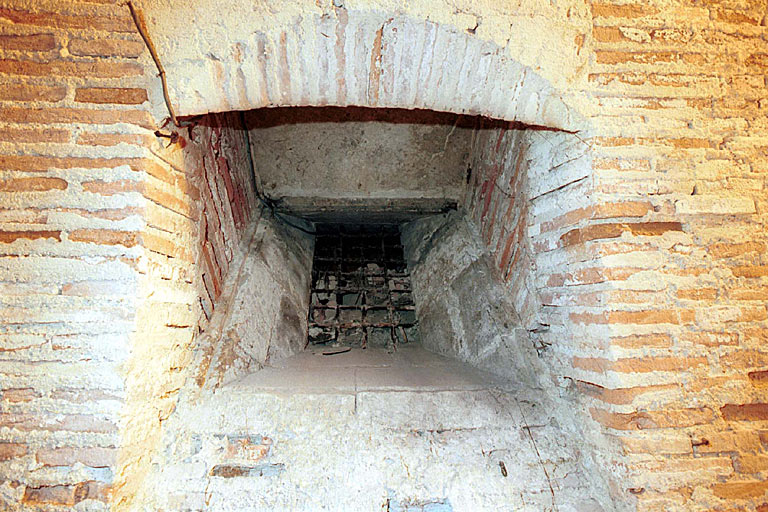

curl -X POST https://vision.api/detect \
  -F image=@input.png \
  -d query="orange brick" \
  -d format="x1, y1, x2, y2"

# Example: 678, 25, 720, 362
676, 287, 717, 300
711, 480, 768, 499
735, 455, 768, 474
710, 241, 766, 258
720, 350, 768, 370
0, 155, 144, 172
0, 127, 70, 143
0, 7, 133, 32
667, 138, 711, 149
0, 33, 56, 51
730, 266, 768, 278
0, 59, 142, 78
728, 286, 768, 300
0, 107, 151, 127
0, 177, 67, 192
75, 87, 148, 105
595, 51, 676, 65
143, 232, 193, 262
68, 38, 144, 58
68, 229, 140, 248
694, 431, 762, 454
714, 9, 761, 26
561, 222, 682, 246
0, 84, 66, 102
0, 230, 61, 243
591, 3, 659, 18
592, 26, 627, 43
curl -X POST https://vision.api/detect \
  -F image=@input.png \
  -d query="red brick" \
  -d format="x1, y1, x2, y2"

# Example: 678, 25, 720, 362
68, 229, 140, 248
0, 107, 151, 127
0, 442, 28, 461
749, 370, 768, 386
0, 127, 70, 143
68, 37, 144, 58
77, 132, 151, 147
721, 403, 768, 421
0, 84, 67, 102
0, 33, 56, 51
0, 7, 134, 32
0, 177, 67, 192
0, 59, 142, 78
225, 435, 272, 462
746, 53, 768, 68
0, 155, 147, 172
22, 481, 110, 506
75, 87, 148, 105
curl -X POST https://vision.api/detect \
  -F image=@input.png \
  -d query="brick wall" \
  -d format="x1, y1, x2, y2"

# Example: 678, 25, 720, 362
117, 111, 257, 509
580, 2, 768, 509
0, 2, 257, 509
464, 2, 768, 510
1, 0, 767, 510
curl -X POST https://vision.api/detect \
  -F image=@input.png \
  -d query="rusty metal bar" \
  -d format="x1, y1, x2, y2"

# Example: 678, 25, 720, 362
307, 224, 417, 349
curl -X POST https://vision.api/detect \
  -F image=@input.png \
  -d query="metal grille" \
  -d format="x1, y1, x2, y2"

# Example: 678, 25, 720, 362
307, 224, 418, 350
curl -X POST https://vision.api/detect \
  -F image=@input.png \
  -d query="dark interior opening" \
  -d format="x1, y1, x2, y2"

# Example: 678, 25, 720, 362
307, 223, 418, 351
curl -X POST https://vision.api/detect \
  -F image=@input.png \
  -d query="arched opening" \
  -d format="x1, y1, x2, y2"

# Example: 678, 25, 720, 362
116, 4, 625, 511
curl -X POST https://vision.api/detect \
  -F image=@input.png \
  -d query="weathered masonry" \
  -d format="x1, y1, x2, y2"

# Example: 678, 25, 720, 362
1, 1, 767, 511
